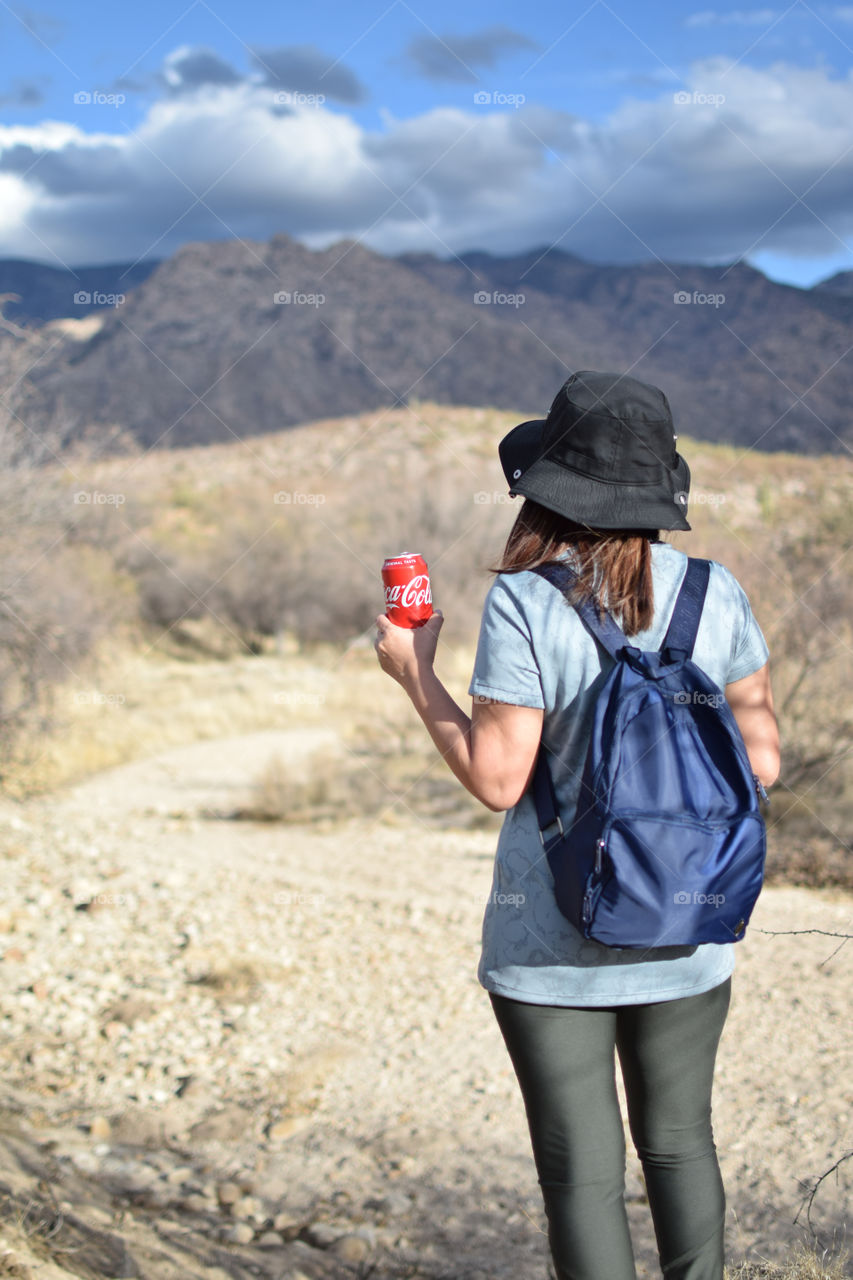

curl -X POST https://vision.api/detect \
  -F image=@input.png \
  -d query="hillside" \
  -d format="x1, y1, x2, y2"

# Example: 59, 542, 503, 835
2, 236, 853, 456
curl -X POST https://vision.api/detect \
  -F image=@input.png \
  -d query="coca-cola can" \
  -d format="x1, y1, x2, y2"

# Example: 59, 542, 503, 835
382, 552, 433, 628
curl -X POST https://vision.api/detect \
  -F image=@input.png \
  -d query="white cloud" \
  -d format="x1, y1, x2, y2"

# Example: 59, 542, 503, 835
1, 59, 853, 269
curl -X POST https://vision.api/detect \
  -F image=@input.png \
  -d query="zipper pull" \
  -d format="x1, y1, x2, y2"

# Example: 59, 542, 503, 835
594, 838, 606, 875
754, 776, 769, 806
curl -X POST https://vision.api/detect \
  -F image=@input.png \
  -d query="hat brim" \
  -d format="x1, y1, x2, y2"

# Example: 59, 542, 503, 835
512, 452, 692, 531
499, 420, 691, 532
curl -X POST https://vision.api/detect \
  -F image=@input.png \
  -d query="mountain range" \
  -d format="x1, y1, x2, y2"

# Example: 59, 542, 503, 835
1, 237, 852, 456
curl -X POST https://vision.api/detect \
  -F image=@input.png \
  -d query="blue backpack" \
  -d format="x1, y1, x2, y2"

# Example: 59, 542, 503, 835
530, 558, 767, 949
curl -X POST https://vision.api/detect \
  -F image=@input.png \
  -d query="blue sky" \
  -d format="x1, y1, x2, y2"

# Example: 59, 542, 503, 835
2, 0, 853, 285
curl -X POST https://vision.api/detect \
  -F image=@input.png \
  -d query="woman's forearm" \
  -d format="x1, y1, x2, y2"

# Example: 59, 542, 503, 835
374, 611, 542, 810
402, 668, 483, 799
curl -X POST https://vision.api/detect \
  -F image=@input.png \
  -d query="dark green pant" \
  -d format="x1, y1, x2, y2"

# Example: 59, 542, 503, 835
490, 978, 731, 1280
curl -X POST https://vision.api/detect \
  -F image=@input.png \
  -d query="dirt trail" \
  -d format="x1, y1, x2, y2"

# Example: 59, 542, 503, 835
0, 729, 850, 1278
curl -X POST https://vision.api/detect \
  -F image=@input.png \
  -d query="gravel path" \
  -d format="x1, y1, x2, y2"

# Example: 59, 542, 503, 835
0, 731, 850, 1278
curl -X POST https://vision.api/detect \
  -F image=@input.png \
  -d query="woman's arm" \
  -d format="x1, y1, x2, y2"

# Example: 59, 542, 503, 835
725, 661, 781, 788
374, 611, 543, 811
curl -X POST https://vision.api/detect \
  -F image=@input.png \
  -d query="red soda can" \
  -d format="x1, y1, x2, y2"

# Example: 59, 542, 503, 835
382, 553, 433, 628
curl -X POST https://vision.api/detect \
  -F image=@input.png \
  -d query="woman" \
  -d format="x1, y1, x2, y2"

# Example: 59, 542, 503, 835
374, 370, 780, 1280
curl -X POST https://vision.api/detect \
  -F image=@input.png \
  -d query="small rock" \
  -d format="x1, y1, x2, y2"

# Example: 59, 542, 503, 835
2, 947, 25, 962
329, 1234, 371, 1264
181, 1193, 213, 1212
111, 1166, 158, 1195
364, 1191, 411, 1216
272, 1211, 301, 1237
257, 1230, 283, 1246
89, 1115, 111, 1139
232, 1195, 265, 1221
217, 1180, 241, 1206
190, 1104, 252, 1142
302, 1222, 339, 1249
71, 1150, 101, 1174
84, 1206, 116, 1227
166, 1165, 195, 1185
266, 1114, 311, 1140
223, 1221, 255, 1244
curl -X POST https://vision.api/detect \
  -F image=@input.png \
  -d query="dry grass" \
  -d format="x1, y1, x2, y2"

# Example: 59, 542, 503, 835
236, 747, 387, 823
185, 951, 292, 1000
235, 723, 501, 833
725, 1244, 849, 1278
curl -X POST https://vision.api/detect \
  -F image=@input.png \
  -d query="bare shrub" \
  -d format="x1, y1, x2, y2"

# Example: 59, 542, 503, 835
128, 545, 208, 631
234, 749, 388, 823
0, 476, 112, 756
762, 499, 852, 859
235, 736, 501, 832
0, 302, 136, 760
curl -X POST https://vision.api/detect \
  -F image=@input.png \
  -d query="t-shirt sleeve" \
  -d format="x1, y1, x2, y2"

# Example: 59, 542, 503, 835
720, 566, 770, 684
468, 576, 545, 709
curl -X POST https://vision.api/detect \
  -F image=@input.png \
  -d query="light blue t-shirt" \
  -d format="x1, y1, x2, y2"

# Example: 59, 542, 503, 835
468, 541, 770, 1007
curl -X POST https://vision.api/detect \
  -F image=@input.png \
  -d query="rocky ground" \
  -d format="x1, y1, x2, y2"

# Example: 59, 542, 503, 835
0, 727, 850, 1279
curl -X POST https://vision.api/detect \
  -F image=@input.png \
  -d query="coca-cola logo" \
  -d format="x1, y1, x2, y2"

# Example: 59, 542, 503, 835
384, 575, 432, 608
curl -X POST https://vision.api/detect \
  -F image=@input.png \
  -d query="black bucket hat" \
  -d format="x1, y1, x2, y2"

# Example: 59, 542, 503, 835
499, 370, 691, 531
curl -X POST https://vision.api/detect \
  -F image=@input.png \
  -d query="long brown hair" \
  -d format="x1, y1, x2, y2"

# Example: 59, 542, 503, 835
492, 499, 660, 636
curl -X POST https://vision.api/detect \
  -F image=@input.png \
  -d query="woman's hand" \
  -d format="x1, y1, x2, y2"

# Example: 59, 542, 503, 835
374, 610, 444, 689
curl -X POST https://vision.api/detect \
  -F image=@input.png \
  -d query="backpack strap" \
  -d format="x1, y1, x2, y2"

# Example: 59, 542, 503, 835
528, 557, 710, 850
660, 558, 711, 663
531, 563, 629, 661
529, 562, 629, 853
531, 742, 565, 854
